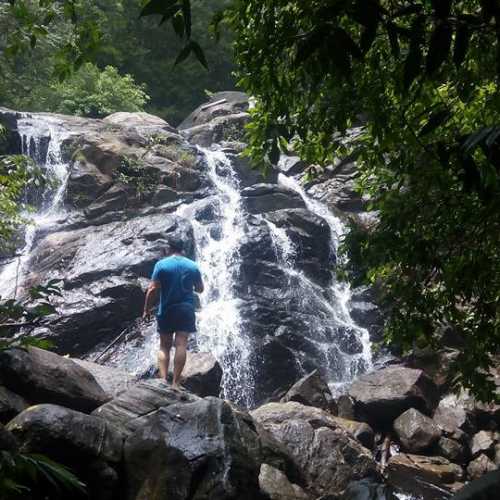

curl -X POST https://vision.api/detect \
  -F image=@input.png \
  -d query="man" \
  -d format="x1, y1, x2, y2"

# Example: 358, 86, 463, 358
143, 237, 204, 388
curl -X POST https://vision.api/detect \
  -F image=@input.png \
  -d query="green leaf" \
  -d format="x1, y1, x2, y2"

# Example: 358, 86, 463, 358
426, 21, 453, 75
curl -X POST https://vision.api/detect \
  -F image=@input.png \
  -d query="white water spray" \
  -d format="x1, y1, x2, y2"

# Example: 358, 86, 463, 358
0, 116, 71, 298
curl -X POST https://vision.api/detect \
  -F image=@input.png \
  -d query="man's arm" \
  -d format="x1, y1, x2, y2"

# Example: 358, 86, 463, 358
194, 277, 204, 294
143, 280, 161, 319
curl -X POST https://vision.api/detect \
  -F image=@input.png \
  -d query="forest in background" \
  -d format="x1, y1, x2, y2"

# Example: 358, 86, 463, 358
0, 0, 235, 124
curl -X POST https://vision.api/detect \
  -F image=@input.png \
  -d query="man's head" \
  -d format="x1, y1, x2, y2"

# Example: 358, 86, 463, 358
166, 236, 184, 255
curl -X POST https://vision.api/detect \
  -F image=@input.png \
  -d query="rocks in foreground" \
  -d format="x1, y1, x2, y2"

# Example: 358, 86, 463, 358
0, 347, 109, 413
394, 408, 441, 453
251, 401, 379, 497
386, 453, 464, 500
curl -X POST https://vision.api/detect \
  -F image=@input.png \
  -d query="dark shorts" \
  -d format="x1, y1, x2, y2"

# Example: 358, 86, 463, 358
157, 304, 196, 335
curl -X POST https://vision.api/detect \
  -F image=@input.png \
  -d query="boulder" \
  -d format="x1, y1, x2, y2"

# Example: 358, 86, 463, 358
124, 397, 265, 500
452, 469, 500, 500
7, 404, 124, 500
330, 417, 375, 450
104, 111, 176, 135
386, 453, 464, 500
467, 454, 497, 480
277, 156, 307, 176
225, 152, 279, 188
179, 91, 249, 130
241, 184, 305, 214
180, 352, 223, 397
72, 359, 134, 397
93, 379, 199, 435
251, 402, 379, 497
0, 385, 28, 423
259, 464, 310, 500
436, 437, 468, 464
348, 366, 439, 426
280, 369, 337, 414
495, 443, 500, 466
0, 347, 109, 413
470, 430, 496, 458
394, 408, 441, 453
433, 394, 477, 436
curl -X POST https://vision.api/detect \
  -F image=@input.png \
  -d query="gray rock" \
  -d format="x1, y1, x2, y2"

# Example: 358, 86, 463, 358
386, 453, 464, 500
277, 156, 307, 176
180, 352, 222, 397
259, 464, 310, 500
281, 370, 337, 414
7, 403, 123, 462
251, 402, 379, 497
340, 479, 397, 500
93, 379, 199, 435
467, 454, 497, 480
72, 359, 134, 397
124, 397, 265, 500
348, 366, 439, 426
394, 408, 441, 453
0, 347, 109, 413
495, 443, 500, 466
433, 394, 477, 436
470, 430, 496, 458
104, 111, 176, 135
0, 385, 28, 423
7, 404, 124, 500
437, 437, 468, 464
241, 184, 305, 214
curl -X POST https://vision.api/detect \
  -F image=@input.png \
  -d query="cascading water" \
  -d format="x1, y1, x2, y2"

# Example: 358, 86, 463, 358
276, 173, 373, 394
0, 116, 71, 298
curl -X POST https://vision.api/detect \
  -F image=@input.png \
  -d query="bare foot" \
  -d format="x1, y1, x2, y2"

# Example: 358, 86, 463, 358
171, 382, 180, 390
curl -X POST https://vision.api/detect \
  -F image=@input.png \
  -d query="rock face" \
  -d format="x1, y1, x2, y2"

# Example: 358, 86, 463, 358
348, 366, 439, 426
386, 453, 464, 500
124, 397, 265, 500
0, 385, 28, 423
393, 408, 441, 453
0, 347, 109, 412
280, 369, 337, 414
251, 402, 379, 497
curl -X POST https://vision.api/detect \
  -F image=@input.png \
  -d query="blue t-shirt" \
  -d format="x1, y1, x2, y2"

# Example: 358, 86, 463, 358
151, 255, 202, 317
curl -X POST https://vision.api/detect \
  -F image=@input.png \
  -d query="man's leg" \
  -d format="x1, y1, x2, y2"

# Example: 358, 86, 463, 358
172, 331, 189, 388
158, 333, 173, 380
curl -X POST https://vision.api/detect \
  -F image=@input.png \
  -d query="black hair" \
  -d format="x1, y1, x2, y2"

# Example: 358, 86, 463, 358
167, 236, 184, 253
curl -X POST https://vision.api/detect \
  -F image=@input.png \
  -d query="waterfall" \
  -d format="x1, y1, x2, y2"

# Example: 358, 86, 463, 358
276, 173, 373, 394
0, 116, 71, 299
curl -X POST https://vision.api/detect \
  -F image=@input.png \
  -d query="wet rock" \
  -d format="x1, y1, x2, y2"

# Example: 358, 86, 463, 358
72, 359, 134, 397
0, 385, 28, 423
259, 463, 311, 500
394, 408, 441, 453
251, 402, 379, 497
7, 404, 123, 500
337, 394, 356, 420
467, 454, 497, 480
0, 347, 109, 413
241, 184, 305, 214
386, 453, 464, 500
348, 366, 439, 427
124, 397, 264, 500
93, 379, 199, 434
436, 437, 468, 464
470, 430, 496, 458
7, 403, 123, 462
281, 369, 337, 414
331, 416, 375, 450
278, 156, 307, 176
224, 151, 279, 188
452, 469, 500, 500
0, 423, 18, 451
